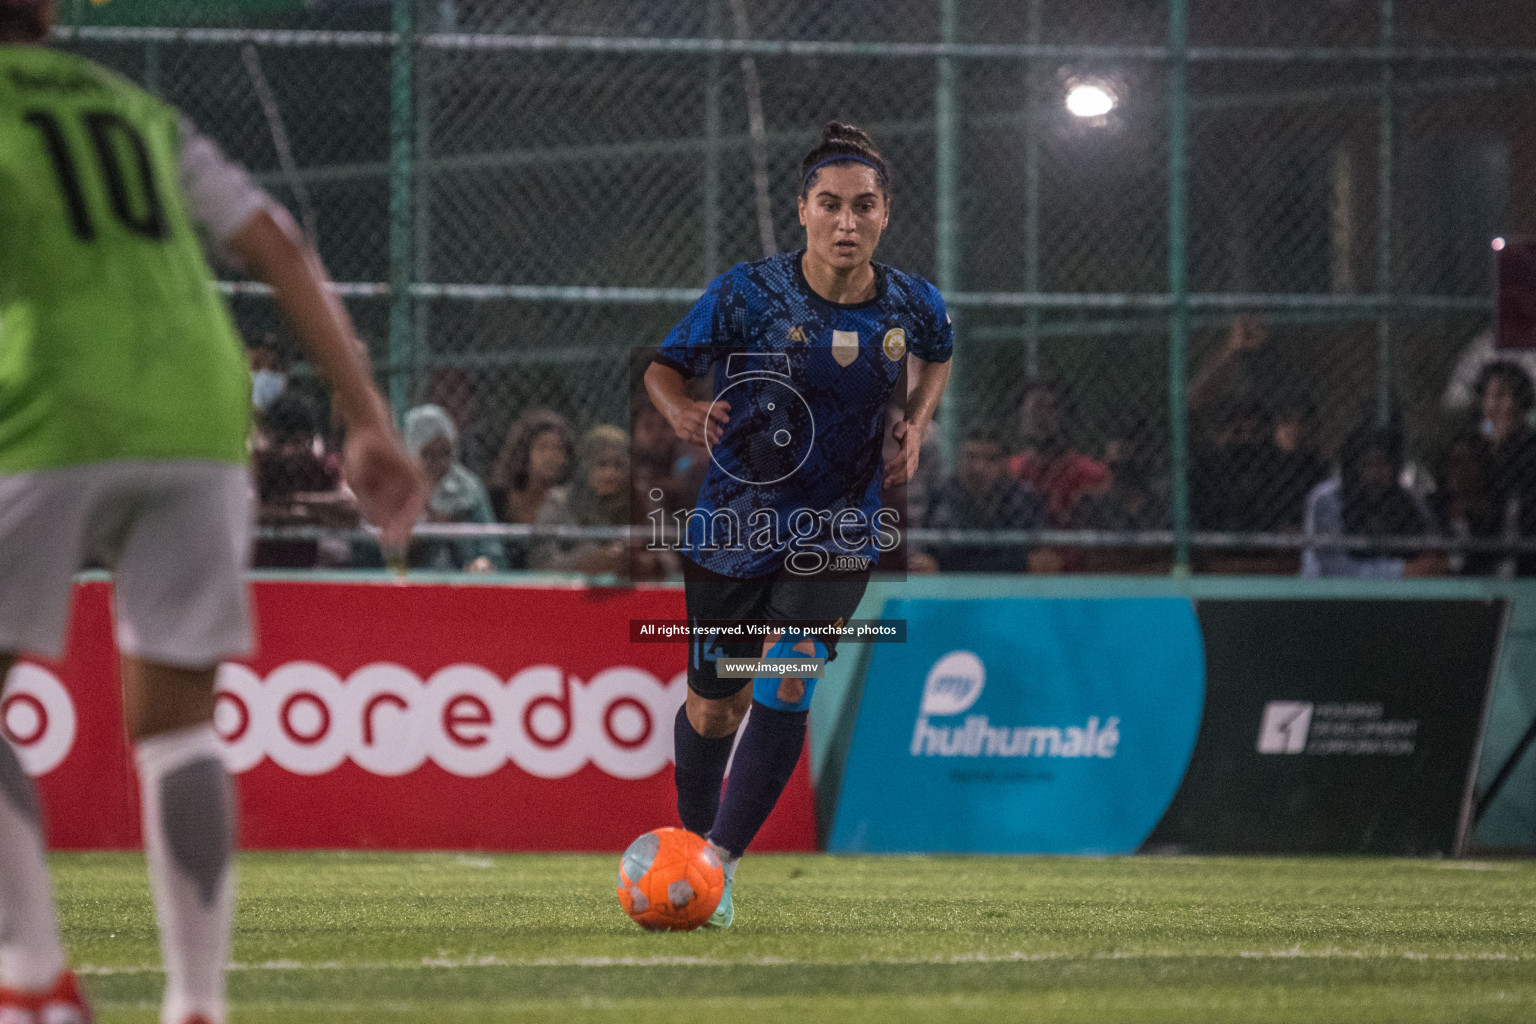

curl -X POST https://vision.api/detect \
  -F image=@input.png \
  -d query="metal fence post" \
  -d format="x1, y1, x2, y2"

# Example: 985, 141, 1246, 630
387, 0, 415, 420
144, 38, 161, 96
936, 0, 960, 463
1168, 0, 1192, 573
1376, 0, 1396, 427
1023, 0, 1043, 380
703, 0, 723, 281
412, 2, 444, 409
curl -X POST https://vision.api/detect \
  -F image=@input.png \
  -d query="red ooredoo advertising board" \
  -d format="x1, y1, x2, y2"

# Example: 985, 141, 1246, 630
2, 580, 816, 852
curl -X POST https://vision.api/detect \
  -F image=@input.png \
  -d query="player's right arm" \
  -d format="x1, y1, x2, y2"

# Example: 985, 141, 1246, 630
646, 271, 742, 448
227, 205, 425, 554
176, 120, 425, 551
645, 362, 728, 448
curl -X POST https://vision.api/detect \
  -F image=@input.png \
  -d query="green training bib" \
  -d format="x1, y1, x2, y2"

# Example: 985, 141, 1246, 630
0, 45, 250, 473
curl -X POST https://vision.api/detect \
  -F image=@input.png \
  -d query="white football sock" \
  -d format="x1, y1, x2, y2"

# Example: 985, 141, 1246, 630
0, 734, 66, 991
135, 725, 235, 1024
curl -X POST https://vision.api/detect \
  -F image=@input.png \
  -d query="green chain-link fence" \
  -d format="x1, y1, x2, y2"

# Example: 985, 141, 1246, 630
53, 0, 1536, 573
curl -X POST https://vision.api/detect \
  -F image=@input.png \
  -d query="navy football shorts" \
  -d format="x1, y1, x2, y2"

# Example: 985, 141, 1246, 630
680, 556, 870, 700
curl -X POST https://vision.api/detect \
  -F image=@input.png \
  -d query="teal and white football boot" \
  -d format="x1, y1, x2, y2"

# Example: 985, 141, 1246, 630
705, 872, 734, 929
704, 842, 737, 929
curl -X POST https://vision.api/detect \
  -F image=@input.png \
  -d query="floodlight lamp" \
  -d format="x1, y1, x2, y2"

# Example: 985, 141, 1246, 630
1065, 79, 1117, 119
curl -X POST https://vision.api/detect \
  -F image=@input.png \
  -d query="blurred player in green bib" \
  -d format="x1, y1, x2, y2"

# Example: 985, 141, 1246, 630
0, 2, 426, 1021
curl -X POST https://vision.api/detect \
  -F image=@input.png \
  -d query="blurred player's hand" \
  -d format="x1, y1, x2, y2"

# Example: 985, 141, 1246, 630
344, 421, 427, 563
673, 400, 731, 448
883, 417, 922, 487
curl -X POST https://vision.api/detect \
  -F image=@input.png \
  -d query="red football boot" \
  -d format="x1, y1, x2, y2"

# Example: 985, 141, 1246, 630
0, 971, 93, 1024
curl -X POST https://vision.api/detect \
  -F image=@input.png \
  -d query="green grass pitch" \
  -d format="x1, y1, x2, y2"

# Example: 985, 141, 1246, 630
54, 851, 1536, 1023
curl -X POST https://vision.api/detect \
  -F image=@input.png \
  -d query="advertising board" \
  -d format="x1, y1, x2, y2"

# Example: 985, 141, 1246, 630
827, 597, 1502, 856
2, 581, 816, 851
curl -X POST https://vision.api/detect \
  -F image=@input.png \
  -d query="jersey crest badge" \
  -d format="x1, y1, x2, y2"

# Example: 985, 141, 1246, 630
882, 328, 907, 361
832, 330, 860, 368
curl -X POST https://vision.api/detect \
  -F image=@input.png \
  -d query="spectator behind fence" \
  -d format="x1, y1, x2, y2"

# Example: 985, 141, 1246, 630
1187, 314, 1322, 573
1188, 313, 1277, 421
1433, 431, 1506, 576
1474, 362, 1536, 572
1008, 378, 1109, 526
402, 404, 505, 573
1443, 328, 1536, 413
1268, 390, 1330, 523
1190, 401, 1299, 574
632, 398, 704, 579
488, 408, 575, 567
247, 332, 287, 415
425, 367, 496, 481
1072, 415, 1172, 574
531, 425, 631, 574
632, 397, 705, 515
1302, 424, 1440, 578
251, 391, 356, 568
911, 429, 1044, 574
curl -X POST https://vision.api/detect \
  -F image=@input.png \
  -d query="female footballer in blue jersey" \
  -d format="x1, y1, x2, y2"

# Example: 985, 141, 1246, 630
644, 121, 952, 927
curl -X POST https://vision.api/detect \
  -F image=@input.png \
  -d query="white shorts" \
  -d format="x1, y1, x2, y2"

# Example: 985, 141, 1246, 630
0, 460, 254, 667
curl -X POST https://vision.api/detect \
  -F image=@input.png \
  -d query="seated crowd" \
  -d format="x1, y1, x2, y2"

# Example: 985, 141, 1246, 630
247, 319, 1536, 577
248, 352, 709, 576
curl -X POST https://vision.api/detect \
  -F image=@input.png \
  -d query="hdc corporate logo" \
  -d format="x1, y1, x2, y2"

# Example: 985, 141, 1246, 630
909, 651, 1121, 760
1256, 699, 1418, 756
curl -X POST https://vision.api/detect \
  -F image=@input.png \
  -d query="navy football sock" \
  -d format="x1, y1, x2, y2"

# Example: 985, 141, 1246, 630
673, 706, 736, 835
709, 701, 807, 858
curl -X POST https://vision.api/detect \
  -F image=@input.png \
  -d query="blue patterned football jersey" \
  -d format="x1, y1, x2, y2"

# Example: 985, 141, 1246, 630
655, 250, 953, 578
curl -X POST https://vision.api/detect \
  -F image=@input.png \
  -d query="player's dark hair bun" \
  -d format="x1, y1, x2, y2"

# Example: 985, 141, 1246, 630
800, 120, 890, 196
821, 121, 872, 147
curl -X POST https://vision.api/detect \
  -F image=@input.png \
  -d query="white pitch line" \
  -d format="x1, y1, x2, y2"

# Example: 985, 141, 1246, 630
74, 949, 1524, 976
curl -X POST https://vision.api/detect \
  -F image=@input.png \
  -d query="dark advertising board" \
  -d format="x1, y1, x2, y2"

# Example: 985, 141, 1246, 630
826, 598, 1503, 856
1144, 600, 1504, 856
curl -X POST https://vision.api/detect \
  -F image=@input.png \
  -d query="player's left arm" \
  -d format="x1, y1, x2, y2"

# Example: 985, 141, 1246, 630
884, 281, 955, 488
884, 356, 952, 487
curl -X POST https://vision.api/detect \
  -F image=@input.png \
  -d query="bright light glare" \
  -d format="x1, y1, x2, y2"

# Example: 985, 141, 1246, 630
1066, 82, 1117, 119
1493, 237, 1507, 251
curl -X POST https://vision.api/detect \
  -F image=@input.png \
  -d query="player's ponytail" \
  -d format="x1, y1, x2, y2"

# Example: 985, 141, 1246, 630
800, 121, 890, 197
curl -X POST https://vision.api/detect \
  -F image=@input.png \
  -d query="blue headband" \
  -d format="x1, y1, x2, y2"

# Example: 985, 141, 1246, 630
802, 155, 887, 190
